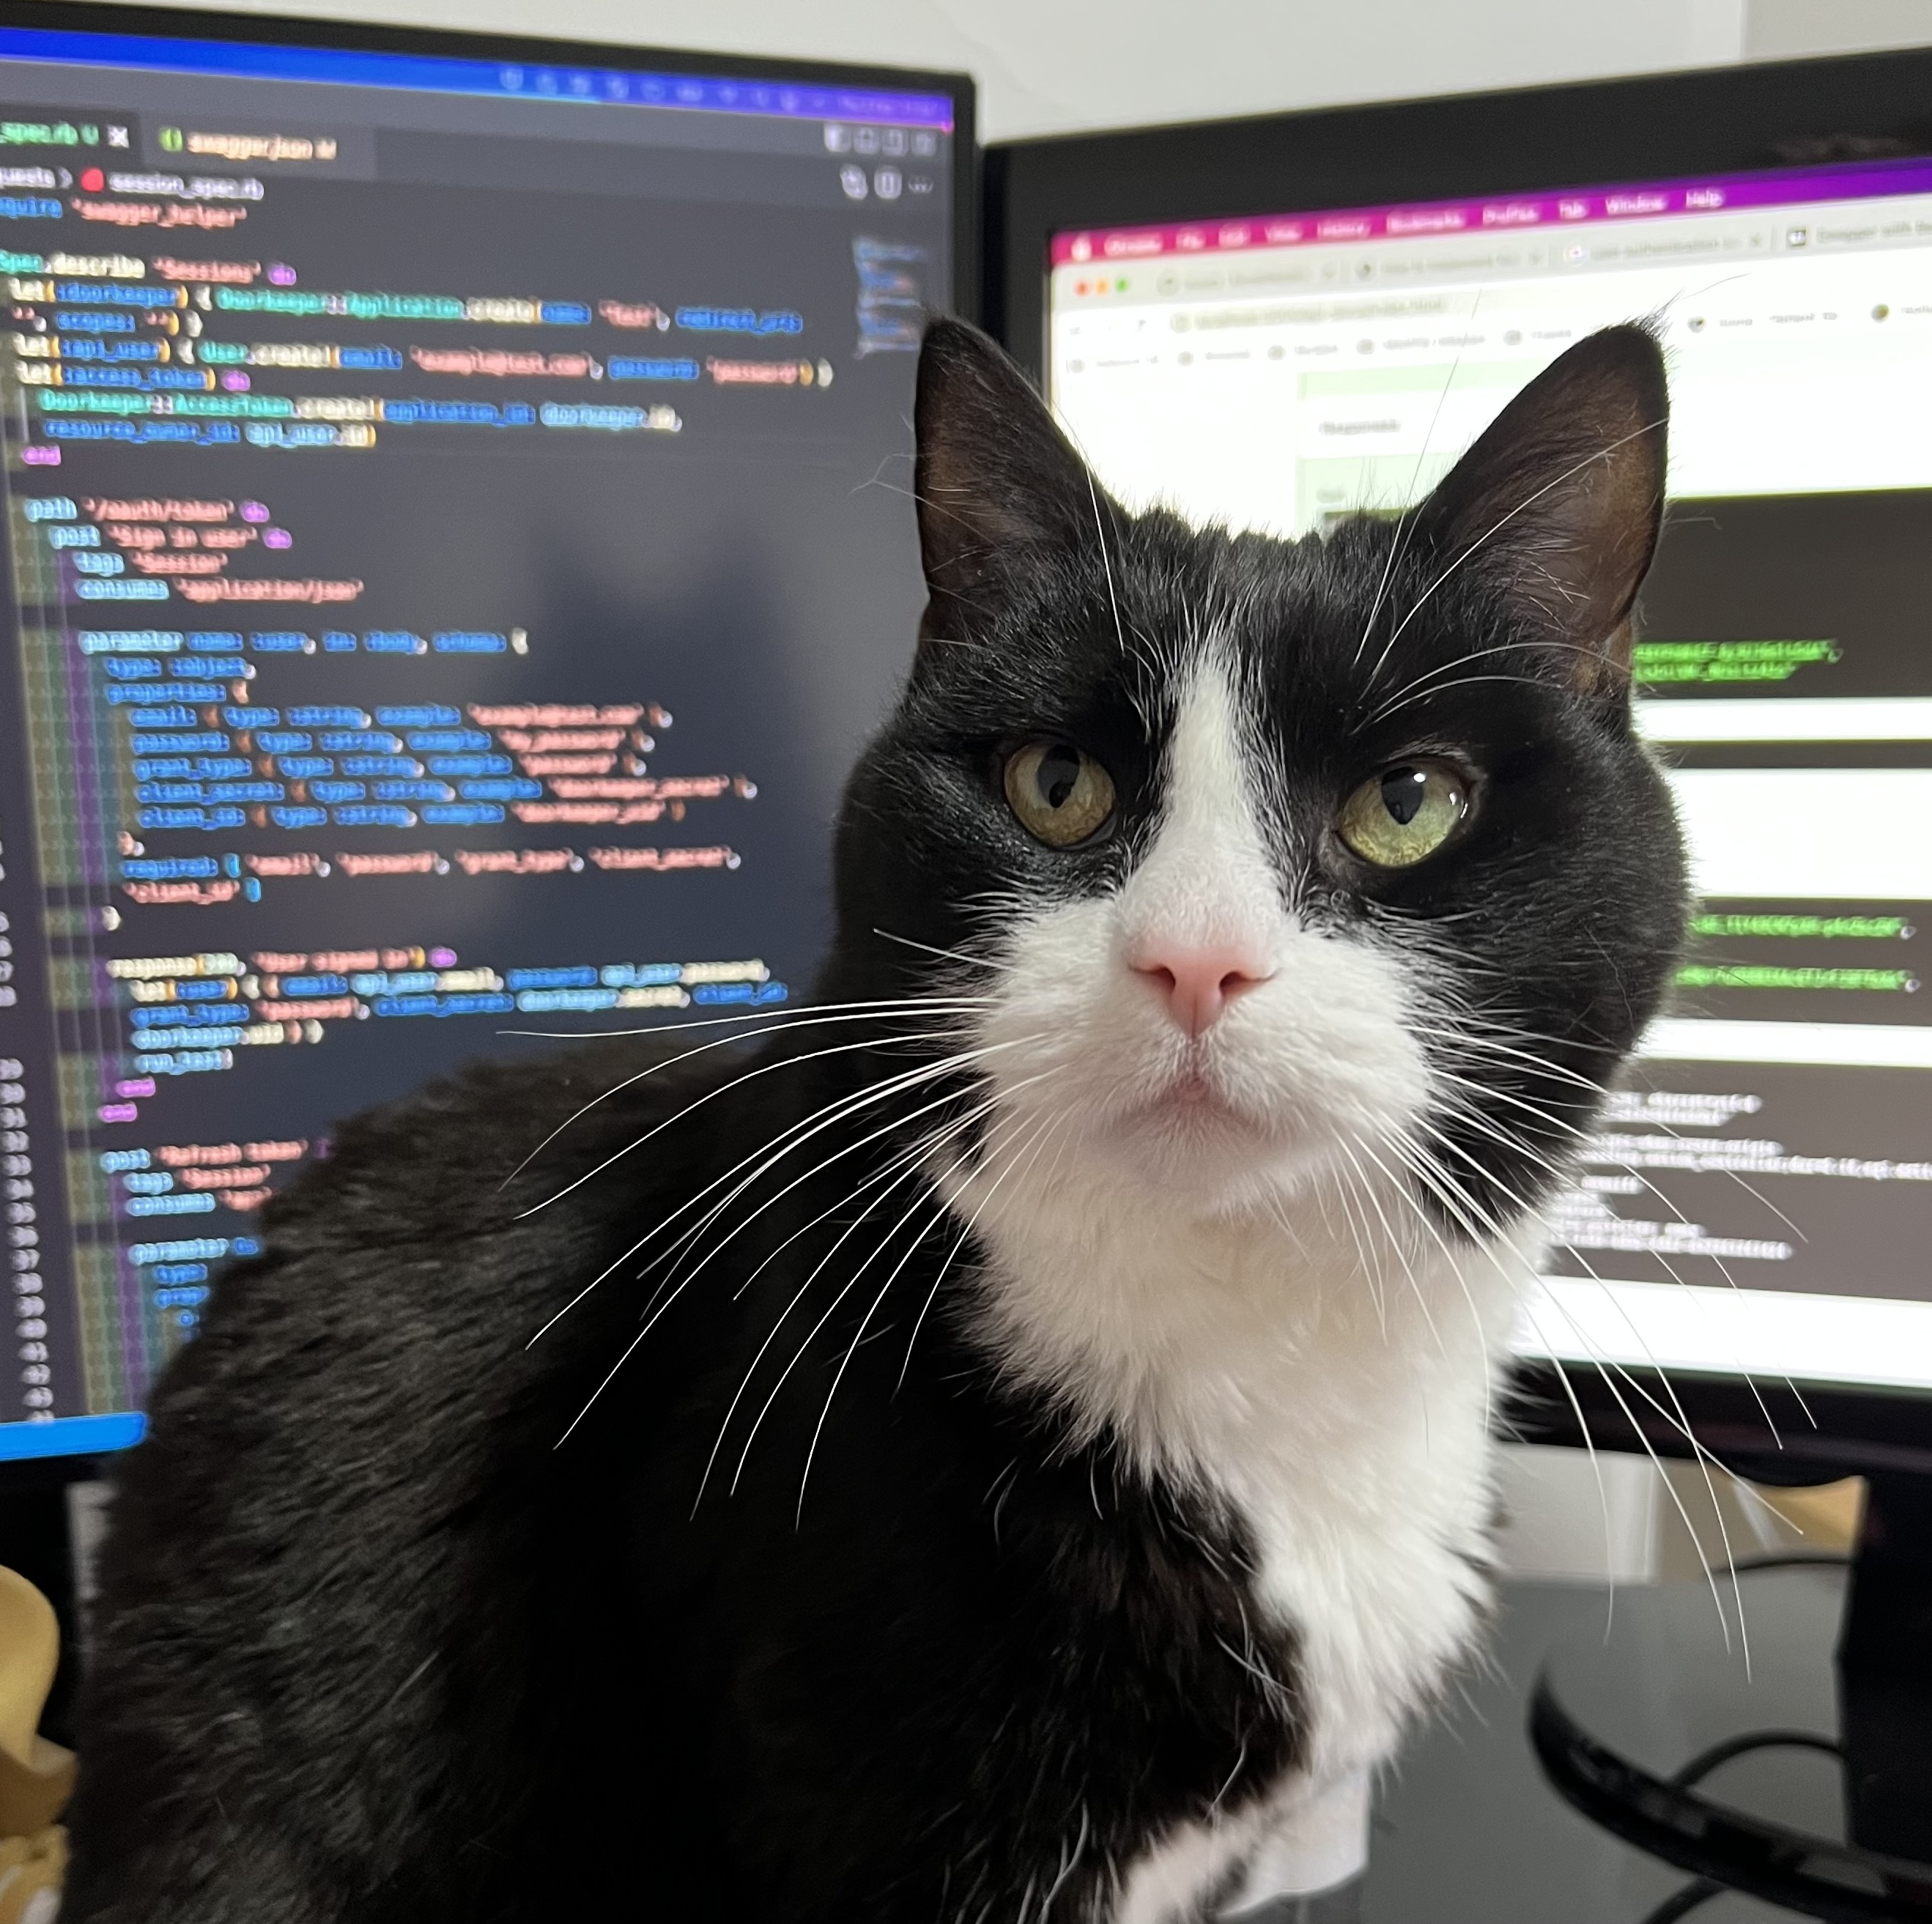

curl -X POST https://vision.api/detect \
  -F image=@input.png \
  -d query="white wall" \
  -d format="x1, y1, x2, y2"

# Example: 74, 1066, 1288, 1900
88, 0, 1932, 144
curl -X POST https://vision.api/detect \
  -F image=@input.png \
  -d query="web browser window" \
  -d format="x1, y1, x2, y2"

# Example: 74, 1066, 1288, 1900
1048, 164, 1932, 1391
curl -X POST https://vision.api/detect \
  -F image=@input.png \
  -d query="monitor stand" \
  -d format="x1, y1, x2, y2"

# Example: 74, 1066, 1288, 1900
1530, 1471, 1932, 1918
1837, 1472, 1932, 1866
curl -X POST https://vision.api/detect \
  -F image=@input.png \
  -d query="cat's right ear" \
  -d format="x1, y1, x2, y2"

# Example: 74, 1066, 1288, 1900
913, 317, 1101, 645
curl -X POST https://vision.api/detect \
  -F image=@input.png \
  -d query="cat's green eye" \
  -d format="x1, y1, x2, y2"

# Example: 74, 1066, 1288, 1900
1336, 761, 1470, 869
1003, 741, 1116, 848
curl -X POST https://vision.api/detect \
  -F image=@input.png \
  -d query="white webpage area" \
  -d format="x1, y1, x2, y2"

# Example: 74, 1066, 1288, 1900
1048, 190, 1932, 534
1049, 188, 1932, 1389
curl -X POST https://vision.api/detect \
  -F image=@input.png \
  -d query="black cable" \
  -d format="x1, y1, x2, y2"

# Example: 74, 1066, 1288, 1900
1536, 1670, 1902, 1924
1729, 1552, 1854, 1575
1638, 1878, 1723, 1924
1670, 1728, 1843, 1788
1624, 1732, 1846, 1923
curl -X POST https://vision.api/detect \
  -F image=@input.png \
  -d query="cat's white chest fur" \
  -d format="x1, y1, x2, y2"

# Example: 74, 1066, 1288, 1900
947, 653, 1539, 1918
965, 1193, 1526, 1921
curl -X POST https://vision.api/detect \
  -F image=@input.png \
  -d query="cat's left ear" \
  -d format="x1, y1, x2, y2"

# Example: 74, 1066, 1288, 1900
1413, 324, 1668, 694
912, 317, 1106, 645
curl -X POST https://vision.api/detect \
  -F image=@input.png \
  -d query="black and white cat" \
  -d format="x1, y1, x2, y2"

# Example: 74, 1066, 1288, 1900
67, 317, 1685, 1924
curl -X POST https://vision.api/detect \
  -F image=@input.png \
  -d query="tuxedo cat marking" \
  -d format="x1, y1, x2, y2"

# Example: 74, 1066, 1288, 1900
959, 656, 1513, 1813
67, 319, 1685, 1923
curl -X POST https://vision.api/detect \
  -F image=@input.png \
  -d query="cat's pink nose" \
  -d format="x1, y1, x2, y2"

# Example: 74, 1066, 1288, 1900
1130, 944, 1273, 1039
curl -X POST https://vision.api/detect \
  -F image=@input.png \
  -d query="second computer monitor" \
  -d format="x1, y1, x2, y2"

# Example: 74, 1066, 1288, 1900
1004, 67, 1932, 1423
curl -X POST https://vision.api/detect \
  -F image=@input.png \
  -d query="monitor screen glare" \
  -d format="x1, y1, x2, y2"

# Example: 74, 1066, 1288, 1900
0, 20, 957, 1457
1049, 164, 1932, 1395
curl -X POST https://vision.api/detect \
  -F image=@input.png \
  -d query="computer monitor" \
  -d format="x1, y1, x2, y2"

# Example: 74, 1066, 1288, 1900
0, 3, 973, 1462
990, 50, 1932, 1481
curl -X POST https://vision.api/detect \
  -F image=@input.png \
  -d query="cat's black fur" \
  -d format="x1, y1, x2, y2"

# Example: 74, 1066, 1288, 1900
67, 318, 1685, 1922
71, 1044, 1298, 1922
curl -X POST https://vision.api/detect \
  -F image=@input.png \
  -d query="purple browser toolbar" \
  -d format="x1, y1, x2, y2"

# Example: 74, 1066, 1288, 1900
1051, 158, 1932, 267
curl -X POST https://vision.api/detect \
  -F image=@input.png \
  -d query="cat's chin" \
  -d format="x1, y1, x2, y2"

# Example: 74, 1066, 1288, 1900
1094, 1081, 1327, 1202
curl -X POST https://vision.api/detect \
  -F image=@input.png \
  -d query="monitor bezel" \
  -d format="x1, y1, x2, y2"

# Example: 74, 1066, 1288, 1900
0, 0, 978, 321
0, 0, 976, 1473
986, 48, 1932, 1477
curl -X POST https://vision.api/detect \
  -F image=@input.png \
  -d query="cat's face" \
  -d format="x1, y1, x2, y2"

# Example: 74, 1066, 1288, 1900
831, 321, 1686, 1250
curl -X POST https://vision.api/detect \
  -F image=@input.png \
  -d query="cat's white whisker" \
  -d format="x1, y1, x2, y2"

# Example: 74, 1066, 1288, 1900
550, 1319, 656, 1451
873, 925, 1007, 974
796, 1103, 1064, 1522
500, 989, 993, 1046
1365, 634, 1606, 723
647, 1067, 979, 1290
1383, 1134, 1700, 1642
1422, 1052, 1812, 1440
1405, 1115, 1762, 1668
525, 1038, 1041, 1348
1355, 289, 1486, 668
1581, 1161, 1794, 1450
665, 1093, 996, 1356
898, 1101, 1075, 1393
696, 1077, 1023, 1328
1407, 1024, 1610, 1098
1334, 1133, 1447, 1359
1538, 1347, 1625, 1638
518, 1026, 983, 1221
688, 1114, 991, 1504
1084, 464, 1130, 665
645, 1040, 1055, 1314
1526, 1287, 1746, 1658
726, 1155, 960, 1501
1326, 1151, 1388, 1328
628, 1050, 1059, 1384
1357, 1128, 1504, 1437
1372, 412, 1665, 674
792, 1176, 961, 1523
689, 1075, 1059, 1507
499, 997, 998, 1190
1369, 670, 1580, 728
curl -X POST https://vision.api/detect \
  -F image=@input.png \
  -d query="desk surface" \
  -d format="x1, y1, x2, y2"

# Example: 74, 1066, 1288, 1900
1363, 1579, 1800, 1924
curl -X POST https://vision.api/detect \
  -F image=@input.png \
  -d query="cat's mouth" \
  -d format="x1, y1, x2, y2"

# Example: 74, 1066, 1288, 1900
1117, 1054, 1270, 1146
1167, 1063, 1219, 1106
1090, 1041, 1354, 1194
